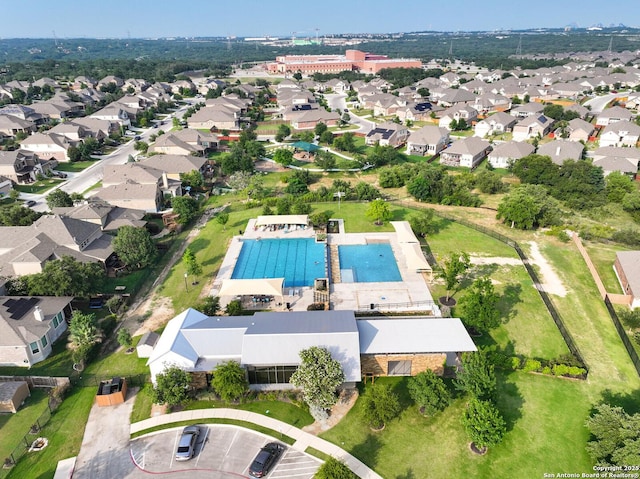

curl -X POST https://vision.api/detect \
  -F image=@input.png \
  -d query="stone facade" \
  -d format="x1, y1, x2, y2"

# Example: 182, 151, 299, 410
360, 353, 446, 377
190, 371, 208, 390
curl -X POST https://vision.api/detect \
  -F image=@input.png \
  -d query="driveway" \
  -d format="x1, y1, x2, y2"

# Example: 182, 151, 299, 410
72, 387, 137, 479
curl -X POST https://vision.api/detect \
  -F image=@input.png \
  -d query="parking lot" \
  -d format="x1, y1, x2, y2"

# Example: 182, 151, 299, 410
130, 425, 320, 478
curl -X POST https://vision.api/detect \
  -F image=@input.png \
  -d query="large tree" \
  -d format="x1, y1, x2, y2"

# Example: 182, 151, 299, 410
68, 310, 102, 368
273, 148, 294, 166
153, 365, 191, 407
112, 226, 157, 269
171, 195, 199, 225
458, 277, 501, 333
289, 346, 345, 416
0, 205, 43, 226
46, 189, 73, 208
454, 350, 497, 400
361, 383, 401, 429
211, 361, 249, 402
461, 398, 507, 451
409, 208, 437, 238
27, 256, 104, 297
586, 403, 640, 466
439, 251, 471, 301
408, 370, 451, 416
315, 149, 336, 171
365, 198, 392, 225
496, 184, 560, 230
274, 124, 291, 142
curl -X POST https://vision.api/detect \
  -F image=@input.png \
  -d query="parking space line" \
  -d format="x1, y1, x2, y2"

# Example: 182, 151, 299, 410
194, 426, 208, 468
169, 429, 180, 470
224, 428, 239, 458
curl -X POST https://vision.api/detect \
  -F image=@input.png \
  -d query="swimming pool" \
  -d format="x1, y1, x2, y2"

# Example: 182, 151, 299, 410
232, 238, 326, 287
338, 243, 402, 283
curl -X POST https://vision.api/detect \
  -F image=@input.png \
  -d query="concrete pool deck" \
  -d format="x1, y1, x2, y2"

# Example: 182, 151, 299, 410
212, 219, 437, 315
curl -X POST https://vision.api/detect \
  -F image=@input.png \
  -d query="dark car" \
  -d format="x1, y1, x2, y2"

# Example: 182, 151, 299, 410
134, 135, 141, 141
175, 425, 201, 461
25, 200, 36, 207
52, 171, 68, 178
249, 442, 285, 477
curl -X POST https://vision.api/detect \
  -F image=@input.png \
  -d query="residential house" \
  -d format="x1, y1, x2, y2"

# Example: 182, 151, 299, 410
72, 76, 98, 91
469, 93, 511, 114
0, 114, 36, 139
434, 88, 477, 107
406, 125, 450, 157
365, 121, 410, 147
488, 141, 535, 169
187, 106, 239, 131
596, 106, 634, 127
614, 251, 640, 309
564, 103, 591, 120
97, 76, 124, 89
373, 94, 406, 117
0, 215, 115, 278
395, 101, 434, 122
0, 176, 12, 198
474, 112, 517, 138
440, 136, 492, 168
0, 105, 45, 125
20, 132, 76, 162
90, 104, 131, 127
148, 133, 203, 156
0, 150, 52, 184
53, 200, 146, 233
71, 117, 119, 138
140, 154, 208, 182
565, 118, 595, 142
536, 139, 584, 165
290, 109, 340, 130
592, 146, 640, 176
599, 120, 640, 148
0, 296, 73, 367
147, 309, 476, 387
512, 114, 554, 141
438, 105, 479, 130
510, 102, 545, 118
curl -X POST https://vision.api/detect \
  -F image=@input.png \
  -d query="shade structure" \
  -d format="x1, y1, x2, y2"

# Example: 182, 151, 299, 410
291, 141, 320, 152
217, 278, 285, 304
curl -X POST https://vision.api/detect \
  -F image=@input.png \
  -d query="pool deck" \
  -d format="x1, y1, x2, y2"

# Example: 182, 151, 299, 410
212, 219, 437, 315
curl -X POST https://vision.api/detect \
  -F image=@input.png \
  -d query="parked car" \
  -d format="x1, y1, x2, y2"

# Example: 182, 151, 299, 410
175, 426, 200, 461
134, 135, 141, 141
249, 442, 285, 477
25, 200, 36, 207
89, 298, 103, 309
52, 171, 68, 178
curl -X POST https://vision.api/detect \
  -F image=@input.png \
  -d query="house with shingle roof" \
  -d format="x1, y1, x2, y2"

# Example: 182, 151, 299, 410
52, 200, 146, 233
93, 181, 164, 213
592, 146, 640, 176
406, 125, 450, 157
596, 106, 634, 127
0, 296, 74, 367
365, 121, 410, 147
438, 105, 479, 130
20, 132, 76, 162
474, 112, 517, 138
488, 141, 535, 168
512, 114, 554, 141
0, 150, 52, 184
0, 115, 35, 139
187, 106, 239, 131
510, 102, 545, 118
599, 120, 640, 148
565, 118, 595, 142
148, 133, 202, 156
536, 140, 584, 166
140, 154, 207, 182
440, 136, 492, 168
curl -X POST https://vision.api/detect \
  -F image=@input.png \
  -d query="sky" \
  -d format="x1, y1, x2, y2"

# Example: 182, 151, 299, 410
2, 0, 638, 39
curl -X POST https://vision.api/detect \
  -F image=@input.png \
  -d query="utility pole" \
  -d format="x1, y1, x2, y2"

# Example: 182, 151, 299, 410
515, 34, 522, 57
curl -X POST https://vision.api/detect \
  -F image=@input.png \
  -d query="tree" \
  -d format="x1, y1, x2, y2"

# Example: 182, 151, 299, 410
225, 299, 244, 316
439, 251, 471, 301
112, 226, 157, 269
0, 205, 42, 226
361, 383, 401, 429
216, 212, 229, 231
586, 403, 640, 466
512, 154, 559, 186
117, 328, 133, 350
68, 311, 102, 368
67, 145, 82, 162
195, 296, 220, 316
461, 398, 506, 451
211, 361, 249, 402
133, 141, 148, 153
365, 199, 391, 226
496, 184, 560, 230
275, 124, 291, 142
315, 149, 336, 171
475, 171, 505, 194
458, 277, 501, 333
605, 171, 635, 203
409, 208, 436, 238
408, 370, 451, 415
454, 350, 496, 400
332, 132, 356, 153
319, 130, 334, 145
273, 148, 294, 166
315, 457, 358, 479
180, 170, 204, 190
153, 365, 191, 407
171, 196, 199, 225
289, 346, 345, 415
27, 256, 104, 297
314, 122, 328, 138
105, 295, 123, 315
182, 247, 202, 277
46, 189, 73, 208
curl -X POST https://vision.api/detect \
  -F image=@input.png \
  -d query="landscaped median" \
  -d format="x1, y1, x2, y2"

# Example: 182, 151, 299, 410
129, 408, 383, 479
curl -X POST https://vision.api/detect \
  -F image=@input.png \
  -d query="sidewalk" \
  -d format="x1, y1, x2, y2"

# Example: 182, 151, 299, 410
131, 408, 383, 479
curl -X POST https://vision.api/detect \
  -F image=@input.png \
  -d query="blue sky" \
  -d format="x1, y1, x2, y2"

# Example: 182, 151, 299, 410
3, 0, 637, 38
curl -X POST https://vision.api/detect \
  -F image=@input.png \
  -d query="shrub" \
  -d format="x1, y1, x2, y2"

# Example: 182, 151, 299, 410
523, 359, 541, 372
542, 366, 552, 375
511, 357, 522, 370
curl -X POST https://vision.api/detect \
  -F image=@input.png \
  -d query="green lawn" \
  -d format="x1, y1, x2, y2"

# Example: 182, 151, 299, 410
0, 389, 50, 464
54, 160, 98, 172
14, 179, 63, 195
0, 337, 74, 378
6, 387, 95, 479
584, 241, 629, 293
321, 374, 593, 479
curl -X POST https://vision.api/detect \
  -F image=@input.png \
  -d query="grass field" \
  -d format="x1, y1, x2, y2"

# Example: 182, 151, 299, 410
0, 389, 50, 464
584, 241, 629, 293
54, 160, 98, 172
14, 178, 62, 194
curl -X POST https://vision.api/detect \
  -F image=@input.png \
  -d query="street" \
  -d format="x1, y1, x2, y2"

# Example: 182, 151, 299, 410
324, 92, 375, 134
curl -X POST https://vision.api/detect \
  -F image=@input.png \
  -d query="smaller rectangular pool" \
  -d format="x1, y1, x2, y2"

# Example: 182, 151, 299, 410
338, 243, 402, 283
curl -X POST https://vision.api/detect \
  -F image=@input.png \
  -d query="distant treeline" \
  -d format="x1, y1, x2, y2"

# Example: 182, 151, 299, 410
0, 29, 638, 81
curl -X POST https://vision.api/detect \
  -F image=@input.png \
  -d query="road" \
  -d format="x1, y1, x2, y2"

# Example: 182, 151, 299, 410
24, 101, 195, 213
324, 92, 375, 134
583, 91, 629, 114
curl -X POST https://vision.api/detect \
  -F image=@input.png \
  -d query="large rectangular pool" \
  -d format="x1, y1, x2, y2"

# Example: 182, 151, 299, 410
232, 238, 326, 287
338, 243, 402, 283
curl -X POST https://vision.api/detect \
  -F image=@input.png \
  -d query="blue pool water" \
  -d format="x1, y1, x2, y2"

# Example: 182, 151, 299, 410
338, 243, 402, 283
232, 238, 326, 287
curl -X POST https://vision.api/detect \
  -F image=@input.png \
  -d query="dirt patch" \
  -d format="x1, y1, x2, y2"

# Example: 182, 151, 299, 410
302, 388, 359, 435
128, 295, 176, 337
469, 256, 522, 266
527, 241, 568, 297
